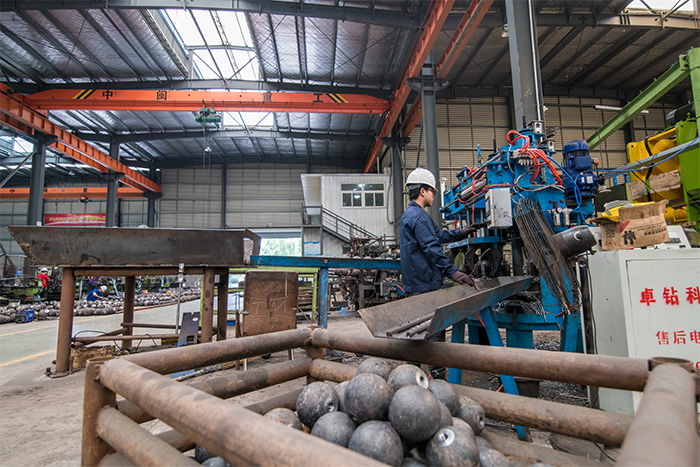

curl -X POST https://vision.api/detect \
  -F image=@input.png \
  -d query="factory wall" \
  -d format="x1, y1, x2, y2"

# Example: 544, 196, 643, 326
401, 96, 672, 187
156, 163, 346, 230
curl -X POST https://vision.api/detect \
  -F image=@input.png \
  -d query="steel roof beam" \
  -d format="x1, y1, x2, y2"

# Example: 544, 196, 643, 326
456, 11, 699, 29
74, 129, 374, 144
363, 0, 455, 173
141, 10, 188, 76
0, 0, 423, 29
24, 89, 390, 114
544, 28, 612, 83
565, 28, 648, 88
539, 27, 584, 68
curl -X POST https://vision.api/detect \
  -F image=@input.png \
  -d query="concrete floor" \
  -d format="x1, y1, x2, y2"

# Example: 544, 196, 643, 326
0, 301, 367, 466
0, 300, 204, 466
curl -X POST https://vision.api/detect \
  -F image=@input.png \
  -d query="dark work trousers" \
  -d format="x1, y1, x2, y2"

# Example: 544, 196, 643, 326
404, 288, 449, 380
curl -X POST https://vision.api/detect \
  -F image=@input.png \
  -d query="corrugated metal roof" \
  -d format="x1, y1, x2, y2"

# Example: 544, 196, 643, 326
0, 0, 697, 185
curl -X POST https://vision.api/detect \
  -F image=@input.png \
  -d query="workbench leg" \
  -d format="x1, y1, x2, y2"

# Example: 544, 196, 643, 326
122, 276, 135, 349
217, 271, 229, 341
318, 267, 329, 329
56, 267, 76, 374
81, 359, 116, 466
479, 308, 531, 441
201, 268, 215, 343
448, 319, 465, 385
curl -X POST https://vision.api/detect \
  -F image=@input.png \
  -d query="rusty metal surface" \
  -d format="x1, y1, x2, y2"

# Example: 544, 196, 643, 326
7, 226, 260, 267
308, 359, 633, 448
82, 361, 116, 467
124, 327, 311, 375
119, 358, 312, 424
242, 270, 298, 337
481, 432, 604, 466
311, 329, 651, 391
618, 364, 699, 466
56, 267, 76, 374
96, 407, 199, 467
97, 358, 385, 466
358, 276, 532, 339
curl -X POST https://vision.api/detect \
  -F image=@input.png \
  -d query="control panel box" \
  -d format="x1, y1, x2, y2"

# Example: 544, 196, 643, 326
485, 188, 512, 229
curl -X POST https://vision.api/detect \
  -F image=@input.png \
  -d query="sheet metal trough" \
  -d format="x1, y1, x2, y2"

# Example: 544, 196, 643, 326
359, 276, 532, 340
7, 226, 260, 267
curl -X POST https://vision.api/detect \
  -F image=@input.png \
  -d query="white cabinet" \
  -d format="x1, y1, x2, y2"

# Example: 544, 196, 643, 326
587, 248, 700, 415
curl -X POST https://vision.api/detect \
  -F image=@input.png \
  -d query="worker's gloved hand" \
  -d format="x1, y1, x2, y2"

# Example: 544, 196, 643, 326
451, 270, 475, 286
460, 225, 479, 237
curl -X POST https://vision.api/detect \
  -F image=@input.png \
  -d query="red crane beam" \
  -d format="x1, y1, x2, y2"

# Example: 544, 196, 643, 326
0, 187, 145, 200
362, 0, 455, 173
23, 89, 390, 114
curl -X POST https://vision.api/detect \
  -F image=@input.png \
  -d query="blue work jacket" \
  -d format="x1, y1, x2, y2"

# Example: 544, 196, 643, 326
400, 200, 463, 294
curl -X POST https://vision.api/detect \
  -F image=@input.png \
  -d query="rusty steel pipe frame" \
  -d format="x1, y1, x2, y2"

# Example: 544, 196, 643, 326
201, 268, 216, 343
618, 364, 699, 466
94, 358, 384, 467
216, 272, 228, 341
150, 388, 304, 455
123, 327, 311, 374
311, 329, 652, 391
308, 359, 634, 448
56, 267, 76, 374
73, 333, 196, 343
71, 327, 126, 349
122, 276, 135, 349
96, 406, 200, 467
119, 357, 312, 423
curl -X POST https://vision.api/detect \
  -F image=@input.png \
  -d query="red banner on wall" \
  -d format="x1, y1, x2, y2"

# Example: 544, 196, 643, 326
44, 213, 106, 226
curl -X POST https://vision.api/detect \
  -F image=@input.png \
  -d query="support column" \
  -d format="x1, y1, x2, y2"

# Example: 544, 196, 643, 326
105, 173, 123, 228
217, 270, 229, 341
318, 267, 329, 329
221, 164, 227, 229
81, 360, 116, 466
201, 268, 215, 343
106, 141, 121, 228
56, 267, 76, 374
122, 276, 135, 349
146, 166, 159, 227
27, 134, 53, 226
506, 0, 544, 128
421, 52, 443, 225
382, 132, 409, 239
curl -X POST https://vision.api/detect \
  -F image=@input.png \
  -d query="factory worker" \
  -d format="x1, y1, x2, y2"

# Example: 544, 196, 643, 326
400, 167, 478, 379
400, 168, 477, 295
36, 268, 51, 300
87, 285, 108, 302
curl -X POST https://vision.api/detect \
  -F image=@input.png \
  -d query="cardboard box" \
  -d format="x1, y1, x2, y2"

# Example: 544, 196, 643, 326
593, 201, 669, 251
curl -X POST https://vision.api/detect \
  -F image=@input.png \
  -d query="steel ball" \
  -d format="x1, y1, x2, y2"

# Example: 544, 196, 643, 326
387, 364, 429, 392
426, 426, 480, 467
348, 421, 403, 466
429, 379, 460, 415
438, 401, 453, 428
194, 445, 216, 463
296, 381, 339, 428
456, 396, 486, 435
202, 457, 230, 467
357, 357, 392, 380
480, 448, 511, 467
310, 411, 357, 447
335, 380, 349, 412
388, 385, 441, 443
264, 407, 302, 430
344, 373, 393, 424
475, 435, 493, 452
401, 457, 426, 466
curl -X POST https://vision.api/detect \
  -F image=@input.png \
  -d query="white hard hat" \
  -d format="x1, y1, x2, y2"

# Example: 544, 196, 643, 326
40, 268, 48, 273
406, 168, 436, 190
100, 286, 107, 292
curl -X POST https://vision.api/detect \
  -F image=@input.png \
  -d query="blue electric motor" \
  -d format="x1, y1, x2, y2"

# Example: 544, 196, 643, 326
562, 140, 598, 200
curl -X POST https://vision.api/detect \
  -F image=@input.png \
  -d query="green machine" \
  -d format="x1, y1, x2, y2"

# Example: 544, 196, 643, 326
587, 48, 700, 234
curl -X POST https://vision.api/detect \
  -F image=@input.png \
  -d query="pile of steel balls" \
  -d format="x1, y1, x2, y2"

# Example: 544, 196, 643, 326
194, 358, 512, 467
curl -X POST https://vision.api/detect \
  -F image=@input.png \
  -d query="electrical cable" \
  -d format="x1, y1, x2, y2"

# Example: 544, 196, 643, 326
595, 136, 699, 174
